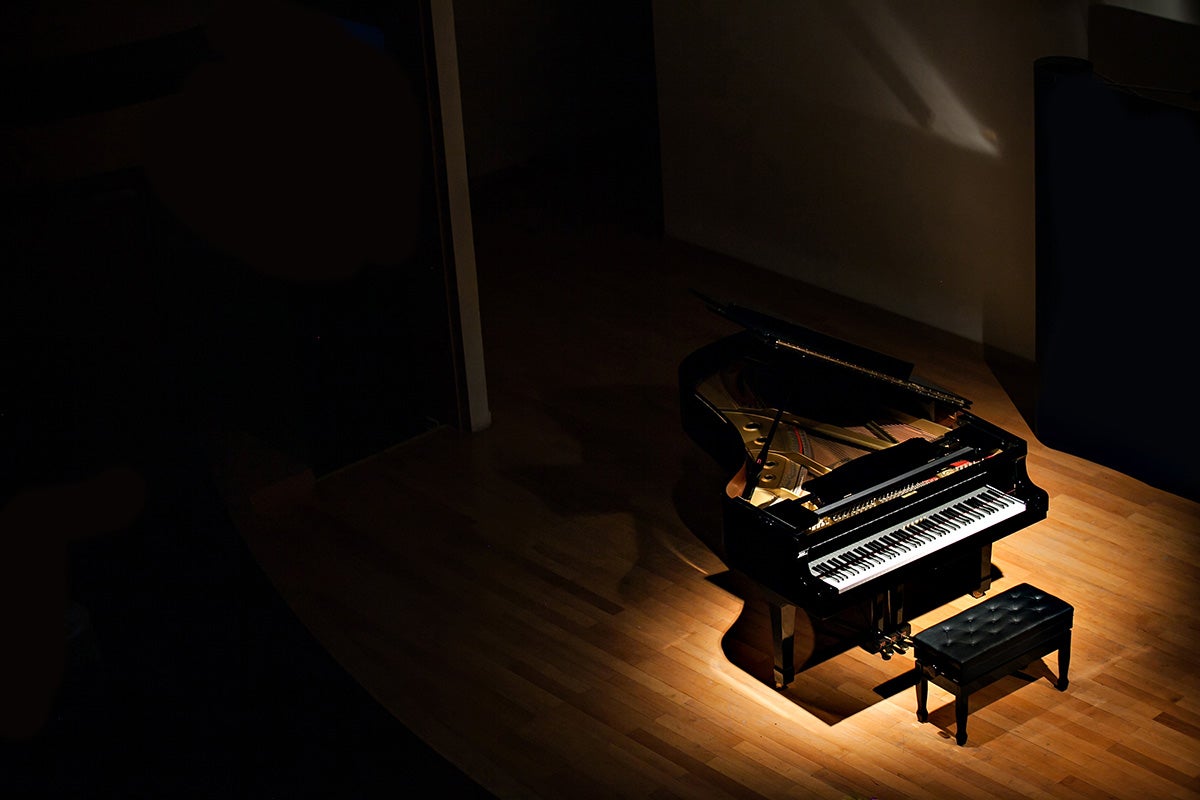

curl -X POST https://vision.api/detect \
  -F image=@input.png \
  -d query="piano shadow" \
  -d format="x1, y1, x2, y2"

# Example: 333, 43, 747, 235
704, 566, 1008, 726
494, 382, 735, 605
496, 380, 1026, 729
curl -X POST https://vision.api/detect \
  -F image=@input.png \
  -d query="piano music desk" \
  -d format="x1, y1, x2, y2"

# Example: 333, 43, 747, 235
913, 583, 1073, 745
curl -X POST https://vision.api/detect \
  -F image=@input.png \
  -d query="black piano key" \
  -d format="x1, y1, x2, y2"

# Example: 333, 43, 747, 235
866, 540, 893, 557
828, 556, 860, 575
853, 546, 884, 566
809, 484, 1029, 589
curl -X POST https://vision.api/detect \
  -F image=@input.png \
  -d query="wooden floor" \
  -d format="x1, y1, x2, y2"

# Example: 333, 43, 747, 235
211, 175, 1200, 800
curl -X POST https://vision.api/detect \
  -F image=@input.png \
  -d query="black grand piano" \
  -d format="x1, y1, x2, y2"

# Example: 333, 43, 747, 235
680, 295, 1048, 687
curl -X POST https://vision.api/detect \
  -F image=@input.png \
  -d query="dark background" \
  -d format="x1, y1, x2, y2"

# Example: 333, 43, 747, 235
2, 0, 1196, 795
1, 1, 524, 795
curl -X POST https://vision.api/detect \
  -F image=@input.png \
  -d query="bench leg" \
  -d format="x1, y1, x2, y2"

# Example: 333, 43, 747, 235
915, 663, 928, 722
955, 694, 969, 746
1057, 630, 1071, 691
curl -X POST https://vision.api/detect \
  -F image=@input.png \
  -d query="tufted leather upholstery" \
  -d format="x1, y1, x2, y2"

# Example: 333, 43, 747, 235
913, 583, 1073, 684
912, 583, 1073, 745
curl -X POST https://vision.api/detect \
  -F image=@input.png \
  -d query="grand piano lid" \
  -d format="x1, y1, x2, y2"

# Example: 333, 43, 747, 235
692, 290, 971, 409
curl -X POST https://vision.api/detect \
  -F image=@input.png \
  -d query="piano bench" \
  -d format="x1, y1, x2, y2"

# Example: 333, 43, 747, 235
912, 583, 1073, 746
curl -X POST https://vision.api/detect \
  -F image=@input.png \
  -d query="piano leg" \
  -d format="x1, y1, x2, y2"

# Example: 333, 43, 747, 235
768, 602, 796, 689
972, 543, 994, 598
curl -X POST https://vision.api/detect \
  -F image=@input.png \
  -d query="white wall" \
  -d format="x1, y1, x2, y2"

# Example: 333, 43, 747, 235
653, 0, 1088, 360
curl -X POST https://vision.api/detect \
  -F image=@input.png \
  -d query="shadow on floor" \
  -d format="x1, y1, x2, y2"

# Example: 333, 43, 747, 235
1, 452, 493, 799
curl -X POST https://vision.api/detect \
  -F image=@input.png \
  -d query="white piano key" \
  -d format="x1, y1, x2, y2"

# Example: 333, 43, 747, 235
809, 485, 1025, 592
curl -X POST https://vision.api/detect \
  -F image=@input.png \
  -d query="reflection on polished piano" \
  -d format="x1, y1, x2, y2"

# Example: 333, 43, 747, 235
680, 295, 1048, 687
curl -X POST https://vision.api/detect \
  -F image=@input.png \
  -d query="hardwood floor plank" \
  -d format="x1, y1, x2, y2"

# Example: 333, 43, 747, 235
207, 183, 1200, 799
1156, 709, 1200, 741
1107, 741, 1200, 796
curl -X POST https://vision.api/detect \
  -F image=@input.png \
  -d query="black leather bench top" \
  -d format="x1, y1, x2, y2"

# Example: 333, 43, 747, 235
912, 583, 1073, 682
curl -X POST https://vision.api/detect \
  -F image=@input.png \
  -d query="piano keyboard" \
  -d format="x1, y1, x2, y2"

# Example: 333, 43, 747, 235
809, 485, 1025, 593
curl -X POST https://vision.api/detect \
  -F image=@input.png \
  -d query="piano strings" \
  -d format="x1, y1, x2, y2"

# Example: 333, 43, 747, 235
698, 363, 968, 502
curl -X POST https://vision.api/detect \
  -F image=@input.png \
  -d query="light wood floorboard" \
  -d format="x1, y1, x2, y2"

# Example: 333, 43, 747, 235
209, 193, 1200, 799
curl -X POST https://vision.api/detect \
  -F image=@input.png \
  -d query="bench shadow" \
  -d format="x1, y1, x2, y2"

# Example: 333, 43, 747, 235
919, 659, 1061, 746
